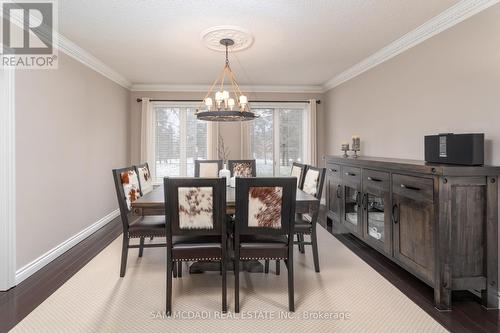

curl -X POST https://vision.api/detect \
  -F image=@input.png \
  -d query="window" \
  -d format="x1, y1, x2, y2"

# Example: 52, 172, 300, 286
248, 103, 308, 176
154, 103, 208, 179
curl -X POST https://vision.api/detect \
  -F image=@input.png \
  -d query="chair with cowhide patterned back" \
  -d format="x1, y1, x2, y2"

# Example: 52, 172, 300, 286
135, 162, 154, 195
294, 165, 325, 273
164, 177, 227, 315
228, 159, 257, 178
234, 177, 296, 312
112, 166, 166, 278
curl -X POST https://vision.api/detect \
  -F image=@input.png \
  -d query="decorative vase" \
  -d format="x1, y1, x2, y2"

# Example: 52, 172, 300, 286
219, 163, 231, 186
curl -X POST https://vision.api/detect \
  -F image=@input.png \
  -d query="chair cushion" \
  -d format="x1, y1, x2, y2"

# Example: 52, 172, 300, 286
128, 216, 165, 238
171, 235, 222, 260
294, 222, 312, 234
303, 169, 320, 196
294, 215, 313, 234
290, 165, 303, 187
199, 163, 219, 178
232, 162, 253, 177
248, 186, 283, 229
121, 170, 142, 210
239, 235, 288, 259
137, 165, 154, 195
178, 187, 214, 230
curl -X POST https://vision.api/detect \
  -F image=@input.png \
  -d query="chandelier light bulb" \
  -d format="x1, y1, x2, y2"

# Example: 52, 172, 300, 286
215, 91, 223, 102
222, 90, 229, 101
227, 98, 235, 110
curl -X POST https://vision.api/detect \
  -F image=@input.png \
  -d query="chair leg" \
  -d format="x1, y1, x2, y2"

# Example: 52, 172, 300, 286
298, 234, 305, 254
235, 256, 240, 313
222, 258, 227, 313
311, 229, 320, 273
166, 256, 172, 316
287, 255, 295, 312
173, 261, 178, 278
150, 236, 154, 241
119, 236, 129, 277
264, 259, 269, 273
138, 236, 145, 257
177, 262, 182, 278
276, 260, 280, 275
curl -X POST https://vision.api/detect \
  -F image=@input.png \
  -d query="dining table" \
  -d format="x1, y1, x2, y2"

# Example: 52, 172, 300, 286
132, 185, 320, 216
131, 185, 320, 273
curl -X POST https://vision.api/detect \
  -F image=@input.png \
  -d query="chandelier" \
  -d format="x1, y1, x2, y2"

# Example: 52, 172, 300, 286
196, 38, 258, 122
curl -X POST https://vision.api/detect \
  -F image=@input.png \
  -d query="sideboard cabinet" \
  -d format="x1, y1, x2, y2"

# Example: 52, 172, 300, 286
326, 156, 500, 310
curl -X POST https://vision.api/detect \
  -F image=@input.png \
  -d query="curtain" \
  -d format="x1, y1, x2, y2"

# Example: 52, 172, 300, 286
140, 98, 156, 179
307, 99, 318, 166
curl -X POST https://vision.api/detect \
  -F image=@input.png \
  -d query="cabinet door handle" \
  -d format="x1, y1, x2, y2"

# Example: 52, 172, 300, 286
367, 176, 382, 182
345, 172, 356, 177
355, 192, 361, 207
330, 168, 338, 173
336, 184, 342, 198
400, 184, 420, 191
392, 204, 400, 224
362, 193, 368, 210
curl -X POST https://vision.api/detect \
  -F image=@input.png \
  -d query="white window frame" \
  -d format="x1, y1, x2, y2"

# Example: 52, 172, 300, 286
152, 101, 211, 180
250, 102, 309, 176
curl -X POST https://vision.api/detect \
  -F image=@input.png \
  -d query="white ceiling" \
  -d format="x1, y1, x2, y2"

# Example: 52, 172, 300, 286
59, 0, 460, 88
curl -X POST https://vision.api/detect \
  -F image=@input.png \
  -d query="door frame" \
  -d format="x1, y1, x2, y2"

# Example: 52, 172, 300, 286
0, 67, 16, 291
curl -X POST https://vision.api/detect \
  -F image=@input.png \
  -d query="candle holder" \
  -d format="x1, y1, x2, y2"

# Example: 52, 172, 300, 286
341, 143, 349, 158
351, 136, 361, 158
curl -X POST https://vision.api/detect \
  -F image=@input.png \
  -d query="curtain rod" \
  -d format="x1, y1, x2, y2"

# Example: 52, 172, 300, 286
136, 98, 320, 104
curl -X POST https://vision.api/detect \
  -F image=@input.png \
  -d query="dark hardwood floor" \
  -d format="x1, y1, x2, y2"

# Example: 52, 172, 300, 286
0, 217, 122, 333
1, 208, 499, 332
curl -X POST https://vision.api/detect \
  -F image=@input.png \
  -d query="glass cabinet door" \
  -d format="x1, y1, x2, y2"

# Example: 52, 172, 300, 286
344, 186, 359, 230
366, 193, 385, 242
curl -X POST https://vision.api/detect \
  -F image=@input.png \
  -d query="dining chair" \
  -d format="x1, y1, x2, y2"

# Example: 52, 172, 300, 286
234, 177, 296, 312
294, 165, 326, 272
194, 159, 223, 178
164, 177, 227, 315
112, 167, 166, 277
135, 162, 154, 195
290, 162, 306, 189
228, 159, 257, 177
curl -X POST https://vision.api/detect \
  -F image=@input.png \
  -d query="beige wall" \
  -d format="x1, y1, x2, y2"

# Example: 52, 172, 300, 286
129, 91, 324, 164
16, 53, 130, 269
323, 4, 500, 165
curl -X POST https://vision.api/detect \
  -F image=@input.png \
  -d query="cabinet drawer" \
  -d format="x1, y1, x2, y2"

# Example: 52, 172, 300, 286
326, 163, 341, 180
392, 174, 434, 203
363, 169, 389, 192
342, 166, 361, 187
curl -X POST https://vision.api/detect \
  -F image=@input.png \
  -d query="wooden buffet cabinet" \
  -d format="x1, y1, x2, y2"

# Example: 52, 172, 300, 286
325, 156, 500, 310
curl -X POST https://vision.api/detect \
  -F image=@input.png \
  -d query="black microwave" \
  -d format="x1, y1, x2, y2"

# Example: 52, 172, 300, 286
424, 133, 484, 166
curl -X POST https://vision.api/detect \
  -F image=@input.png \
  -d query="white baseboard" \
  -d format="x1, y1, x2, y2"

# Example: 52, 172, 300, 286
15, 209, 120, 285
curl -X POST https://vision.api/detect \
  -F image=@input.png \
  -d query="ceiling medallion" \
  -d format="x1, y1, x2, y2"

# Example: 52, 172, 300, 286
201, 25, 254, 52
196, 38, 258, 122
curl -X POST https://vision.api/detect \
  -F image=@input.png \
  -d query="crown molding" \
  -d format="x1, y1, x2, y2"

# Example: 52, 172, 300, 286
56, 34, 132, 89
130, 83, 324, 93
322, 0, 500, 91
